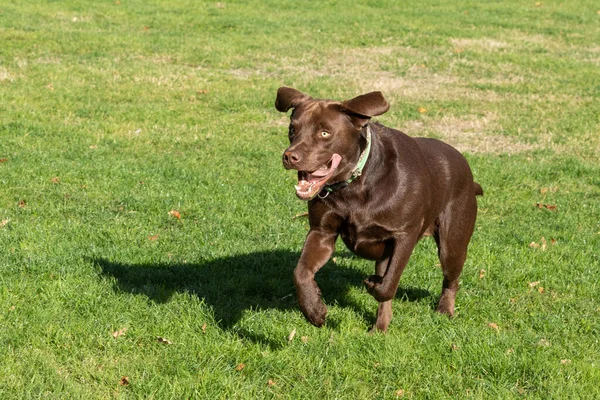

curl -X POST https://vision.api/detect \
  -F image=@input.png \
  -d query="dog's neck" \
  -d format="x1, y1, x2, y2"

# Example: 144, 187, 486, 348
318, 124, 372, 198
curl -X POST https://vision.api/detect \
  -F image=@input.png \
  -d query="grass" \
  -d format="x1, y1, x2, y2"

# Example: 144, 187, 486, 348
1, 0, 599, 398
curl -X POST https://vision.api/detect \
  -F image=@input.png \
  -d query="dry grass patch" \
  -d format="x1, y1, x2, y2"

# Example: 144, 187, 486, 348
0, 67, 16, 82
450, 38, 509, 50
401, 113, 538, 154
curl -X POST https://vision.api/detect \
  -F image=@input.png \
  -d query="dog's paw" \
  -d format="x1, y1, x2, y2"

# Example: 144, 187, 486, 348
303, 300, 328, 327
364, 275, 393, 302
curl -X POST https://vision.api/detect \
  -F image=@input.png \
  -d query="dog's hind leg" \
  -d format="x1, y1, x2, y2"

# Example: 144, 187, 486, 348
434, 195, 478, 316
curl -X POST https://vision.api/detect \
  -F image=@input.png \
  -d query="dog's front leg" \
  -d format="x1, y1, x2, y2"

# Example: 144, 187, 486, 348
364, 232, 419, 302
294, 229, 337, 327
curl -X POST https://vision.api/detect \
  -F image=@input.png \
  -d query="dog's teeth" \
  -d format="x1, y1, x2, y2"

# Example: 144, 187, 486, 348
294, 185, 301, 191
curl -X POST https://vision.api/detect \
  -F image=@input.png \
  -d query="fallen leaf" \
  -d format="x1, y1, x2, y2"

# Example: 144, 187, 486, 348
528, 242, 540, 249
197, 89, 209, 95
267, 379, 276, 387
148, 234, 159, 241
50, 177, 60, 184
478, 269, 485, 279
288, 328, 296, 343
506, 348, 514, 355
112, 328, 127, 338
46, 83, 54, 90
541, 237, 547, 251
301, 336, 308, 343
395, 389, 405, 397
539, 187, 548, 195
488, 322, 499, 331
560, 359, 572, 365
538, 286, 544, 294
292, 211, 309, 220
143, 26, 150, 31
115, 0, 121, 4
0, 158, 7, 163
157, 336, 172, 345
538, 338, 550, 347
551, 238, 557, 245
453, 48, 464, 53
1, 218, 10, 228
417, 107, 428, 113
451, 343, 459, 351
18, 200, 26, 208
535, 203, 557, 211
529, 281, 540, 288
201, 323, 207, 333
535, 2, 542, 6
168, 210, 181, 219
215, 2, 226, 8
235, 363, 246, 371
89, 145, 98, 149
119, 376, 130, 386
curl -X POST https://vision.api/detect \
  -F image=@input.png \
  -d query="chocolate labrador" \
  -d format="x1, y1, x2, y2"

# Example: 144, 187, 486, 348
275, 87, 483, 332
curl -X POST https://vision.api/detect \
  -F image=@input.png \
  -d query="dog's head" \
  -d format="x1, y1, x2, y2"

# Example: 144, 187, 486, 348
275, 87, 389, 200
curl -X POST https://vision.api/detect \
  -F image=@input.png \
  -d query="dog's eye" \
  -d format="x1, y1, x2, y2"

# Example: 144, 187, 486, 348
321, 131, 331, 138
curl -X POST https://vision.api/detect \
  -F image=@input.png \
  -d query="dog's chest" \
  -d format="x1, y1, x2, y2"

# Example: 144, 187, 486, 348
338, 213, 393, 261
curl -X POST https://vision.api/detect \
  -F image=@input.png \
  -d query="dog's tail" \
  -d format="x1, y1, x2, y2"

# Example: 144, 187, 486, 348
474, 182, 484, 196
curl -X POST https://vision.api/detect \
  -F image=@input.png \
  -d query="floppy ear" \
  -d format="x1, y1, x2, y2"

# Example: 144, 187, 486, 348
340, 91, 390, 128
275, 87, 312, 112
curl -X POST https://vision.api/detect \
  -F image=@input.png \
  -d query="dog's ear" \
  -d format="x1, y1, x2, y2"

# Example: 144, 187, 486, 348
275, 87, 312, 112
340, 91, 389, 128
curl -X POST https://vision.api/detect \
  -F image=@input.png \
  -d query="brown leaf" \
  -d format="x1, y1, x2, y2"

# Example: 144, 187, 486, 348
168, 210, 181, 219
201, 323, 207, 334
539, 187, 548, 195
46, 83, 54, 90
560, 359, 572, 365
119, 376, 130, 386
18, 200, 26, 208
157, 336, 173, 345
89, 145, 98, 149
487, 322, 499, 331
478, 269, 485, 279
551, 238, 557, 245
453, 48, 464, 53
535, 203, 557, 211
528, 242, 540, 249
143, 26, 150, 31
451, 343, 459, 351
267, 379, 276, 387
0, 158, 7, 163
395, 389, 406, 397
301, 336, 308, 343
197, 89, 209, 95
528, 281, 540, 288
506, 348, 514, 355
1, 219, 9, 228
148, 234, 159, 241
51, 177, 60, 184
112, 327, 127, 338
235, 363, 246, 371
417, 107, 428, 113
538, 286, 544, 294
287, 328, 296, 343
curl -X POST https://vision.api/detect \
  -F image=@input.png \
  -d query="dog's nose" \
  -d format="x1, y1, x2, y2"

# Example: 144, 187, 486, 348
283, 151, 301, 165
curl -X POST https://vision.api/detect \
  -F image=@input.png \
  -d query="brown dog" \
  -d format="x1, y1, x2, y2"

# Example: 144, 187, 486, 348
275, 87, 483, 332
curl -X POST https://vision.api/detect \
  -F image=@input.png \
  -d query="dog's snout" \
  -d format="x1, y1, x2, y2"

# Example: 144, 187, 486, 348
283, 150, 301, 166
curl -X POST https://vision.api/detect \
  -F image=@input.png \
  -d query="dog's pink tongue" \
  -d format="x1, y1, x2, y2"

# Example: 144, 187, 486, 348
310, 154, 342, 178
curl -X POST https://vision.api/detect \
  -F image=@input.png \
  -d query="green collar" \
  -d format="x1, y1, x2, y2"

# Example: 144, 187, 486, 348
319, 125, 372, 198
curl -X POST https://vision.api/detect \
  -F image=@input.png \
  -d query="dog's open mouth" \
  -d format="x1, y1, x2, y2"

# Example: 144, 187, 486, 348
294, 154, 342, 200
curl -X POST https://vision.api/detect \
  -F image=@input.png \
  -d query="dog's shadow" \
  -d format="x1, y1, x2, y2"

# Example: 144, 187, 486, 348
93, 250, 431, 341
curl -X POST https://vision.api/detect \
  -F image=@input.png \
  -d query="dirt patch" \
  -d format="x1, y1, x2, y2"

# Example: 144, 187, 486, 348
450, 38, 509, 50
400, 114, 538, 154
0, 68, 15, 82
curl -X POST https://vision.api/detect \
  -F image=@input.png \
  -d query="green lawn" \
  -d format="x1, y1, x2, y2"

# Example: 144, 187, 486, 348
1, 0, 599, 398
